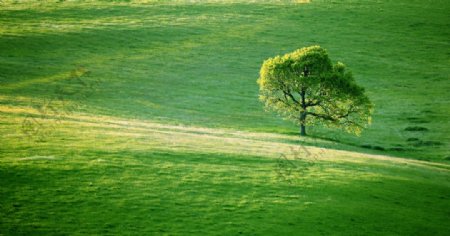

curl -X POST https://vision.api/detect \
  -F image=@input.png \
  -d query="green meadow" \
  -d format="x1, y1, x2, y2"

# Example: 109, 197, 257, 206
1, 0, 449, 235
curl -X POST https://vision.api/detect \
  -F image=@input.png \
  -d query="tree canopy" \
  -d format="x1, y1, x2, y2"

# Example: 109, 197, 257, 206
257, 45, 373, 136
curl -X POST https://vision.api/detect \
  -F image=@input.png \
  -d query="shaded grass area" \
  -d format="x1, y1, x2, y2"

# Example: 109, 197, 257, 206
1, 149, 449, 235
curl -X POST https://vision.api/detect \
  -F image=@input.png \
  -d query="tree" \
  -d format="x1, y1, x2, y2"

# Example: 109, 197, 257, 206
257, 45, 373, 136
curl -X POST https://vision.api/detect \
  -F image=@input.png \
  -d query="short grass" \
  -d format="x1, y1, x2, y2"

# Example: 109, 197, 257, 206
2, 151, 449, 235
1, 0, 450, 235
1, 0, 449, 161
1, 112, 449, 235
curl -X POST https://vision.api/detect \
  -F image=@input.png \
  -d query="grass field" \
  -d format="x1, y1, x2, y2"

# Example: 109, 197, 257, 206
1, 0, 449, 235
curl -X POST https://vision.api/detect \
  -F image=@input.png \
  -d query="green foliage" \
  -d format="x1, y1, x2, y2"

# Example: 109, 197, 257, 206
258, 46, 373, 135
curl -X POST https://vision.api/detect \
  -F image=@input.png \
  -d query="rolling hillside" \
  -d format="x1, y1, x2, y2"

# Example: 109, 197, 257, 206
1, 0, 449, 234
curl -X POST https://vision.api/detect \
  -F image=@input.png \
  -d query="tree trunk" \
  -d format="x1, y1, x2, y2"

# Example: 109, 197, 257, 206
300, 89, 307, 136
300, 123, 306, 136
300, 110, 307, 136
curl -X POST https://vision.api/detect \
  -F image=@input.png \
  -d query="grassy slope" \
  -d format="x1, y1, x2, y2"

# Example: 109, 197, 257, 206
0, 111, 449, 235
0, 0, 449, 161
0, 0, 450, 235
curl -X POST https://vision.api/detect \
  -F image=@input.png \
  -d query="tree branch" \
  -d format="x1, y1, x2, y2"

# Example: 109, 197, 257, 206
282, 89, 300, 105
307, 111, 338, 122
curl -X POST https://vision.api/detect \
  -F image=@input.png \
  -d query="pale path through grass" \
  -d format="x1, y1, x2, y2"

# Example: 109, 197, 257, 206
1, 104, 448, 171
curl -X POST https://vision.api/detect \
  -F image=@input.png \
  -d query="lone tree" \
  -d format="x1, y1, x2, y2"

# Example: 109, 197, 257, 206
257, 45, 373, 136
